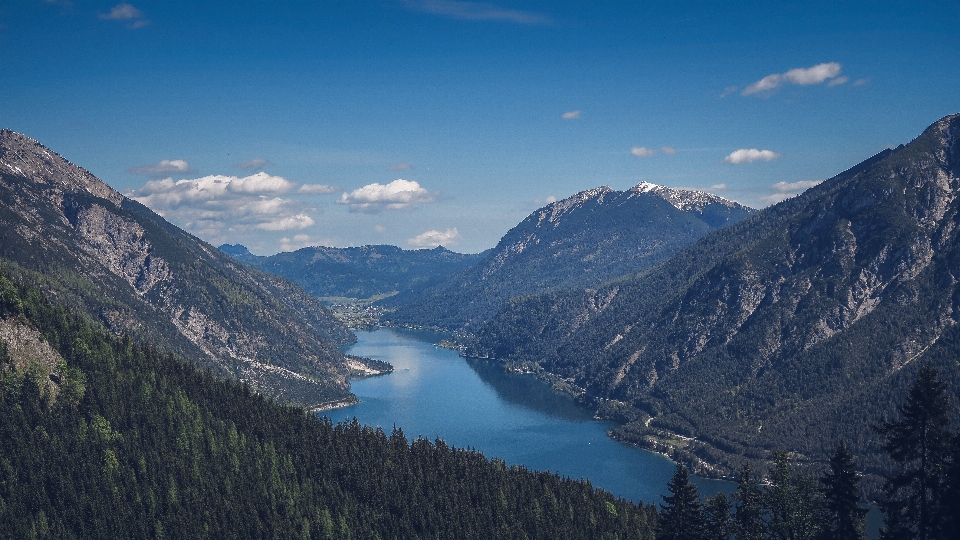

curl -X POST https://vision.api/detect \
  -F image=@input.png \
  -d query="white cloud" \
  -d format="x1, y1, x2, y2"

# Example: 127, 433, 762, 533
128, 159, 193, 177
408, 228, 461, 248
403, 0, 552, 25
388, 163, 414, 171
229, 172, 297, 194
562, 110, 581, 120
100, 3, 149, 28
661, 146, 677, 155
784, 62, 842, 85
338, 179, 437, 213
771, 180, 822, 193
719, 86, 738, 98
129, 173, 296, 206
534, 195, 558, 205
709, 183, 727, 191
743, 74, 783, 95
631, 147, 656, 158
724, 148, 782, 164
235, 158, 272, 170
853, 78, 869, 86
759, 179, 823, 205
279, 235, 315, 252
278, 234, 338, 252
257, 214, 315, 231
827, 76, 849, 87
743, 62, 842, 96
297, 184, 339, 195
100, 3, 141, 20
127, 172, 314, 240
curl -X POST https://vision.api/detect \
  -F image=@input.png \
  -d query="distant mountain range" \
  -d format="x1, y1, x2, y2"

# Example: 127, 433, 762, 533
219, 243, 487, 300
467, 113, 960, 479
0, 129, 367, 409
382, 182, 755, 331
9, 111, 959, 489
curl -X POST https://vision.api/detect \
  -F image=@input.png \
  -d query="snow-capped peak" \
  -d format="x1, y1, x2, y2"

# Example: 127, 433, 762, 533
631, 181, 663, 194
628, 181, 749, 213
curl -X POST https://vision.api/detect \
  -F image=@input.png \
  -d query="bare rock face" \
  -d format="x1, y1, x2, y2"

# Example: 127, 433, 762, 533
64, 201, 172, 295
0, 130, 122, 206
0, 129, 357, 409
386, 181, 755, 331
471, 113, 960, 476
0, 317, 66, 400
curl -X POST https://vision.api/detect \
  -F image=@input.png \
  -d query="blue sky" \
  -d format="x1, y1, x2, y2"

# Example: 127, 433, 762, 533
2, 1, 958, 254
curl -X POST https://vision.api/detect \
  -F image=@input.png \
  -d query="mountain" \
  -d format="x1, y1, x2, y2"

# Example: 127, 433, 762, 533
468, 113, 960, 479
219, 243, 487, 300
383, 183, 755, 331
0, 269, 657, 539
0, 129, 365, 409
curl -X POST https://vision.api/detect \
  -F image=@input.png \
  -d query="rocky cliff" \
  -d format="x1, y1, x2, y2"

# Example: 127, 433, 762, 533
384, 183, 754, 331
0, 129, 358, 409
470, 113, 960, 478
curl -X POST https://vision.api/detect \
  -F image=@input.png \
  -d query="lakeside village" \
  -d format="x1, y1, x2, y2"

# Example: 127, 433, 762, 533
324, 299, 386, 331
324, 297, 708, 474
326, 297, 599, 411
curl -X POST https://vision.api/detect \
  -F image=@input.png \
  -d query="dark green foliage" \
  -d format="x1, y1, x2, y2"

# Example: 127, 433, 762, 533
764, 451, 823, 540
220, 243, 486, 300
943, 429, 960, 534
821, 441, 868, 540
658, 464, 704, 540
874, 364, 954, 540
0, 131, 359, 410
0, 271, 657, 539
733, 464, 766, 540
469, 114, 960, 482
703, 492, 734, 540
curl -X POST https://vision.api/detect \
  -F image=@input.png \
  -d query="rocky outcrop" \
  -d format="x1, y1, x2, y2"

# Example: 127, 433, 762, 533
0, 129, 358, 409
386, 182, 755, 330
472, 113, 960, 477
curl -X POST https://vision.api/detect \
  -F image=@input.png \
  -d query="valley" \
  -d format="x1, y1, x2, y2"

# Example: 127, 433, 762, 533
3, 113, 960, 539
7, 2, 960, 537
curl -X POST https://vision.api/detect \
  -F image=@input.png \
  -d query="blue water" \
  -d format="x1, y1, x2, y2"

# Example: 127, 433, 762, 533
330, 328, 881, 537
330, 328, 733, 506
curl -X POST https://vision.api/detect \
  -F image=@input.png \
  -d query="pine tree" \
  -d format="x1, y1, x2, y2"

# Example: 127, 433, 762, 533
765, 451, 823, 540
703, 492, 734, 540
821, 441, 867, 540
732, 464, 765, 540
940, 429, 960, 535
874, 364, 953, 540
658, 463, 704, 540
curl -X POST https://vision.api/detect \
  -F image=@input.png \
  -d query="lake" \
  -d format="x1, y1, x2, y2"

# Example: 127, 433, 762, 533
330, 327, 881, 537
330, 327, 733, 506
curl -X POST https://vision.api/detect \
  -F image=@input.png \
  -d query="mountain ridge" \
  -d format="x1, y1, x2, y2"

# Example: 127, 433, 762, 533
0, 128, 363, 409
219, 242, 487, 300
468, 113, 960, 479
383, 182, 755, 331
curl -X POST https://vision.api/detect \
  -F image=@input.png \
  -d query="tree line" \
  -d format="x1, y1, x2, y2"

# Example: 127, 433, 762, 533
2, 265, 959, 539
0, 269, 657, 539
657, 363, 960, 540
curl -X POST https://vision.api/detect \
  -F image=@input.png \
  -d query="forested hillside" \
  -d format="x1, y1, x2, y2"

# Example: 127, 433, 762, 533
384, 183, 754, 331
469, 113, 960, 480
219, 243, 486, 300
0, 129, 361, 409
0, 270, 658, 538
